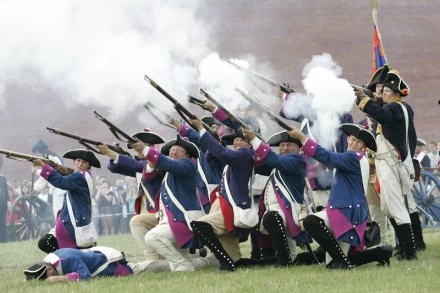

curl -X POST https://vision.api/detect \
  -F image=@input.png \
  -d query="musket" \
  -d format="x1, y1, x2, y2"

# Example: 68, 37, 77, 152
199, 88, 264, 141
144, 74, 196, 119
235, 87, 293, 131
47, 127, 132, 156
351, 84, 374, 99
143, 102, 177, 129
94, 111, 138, 144
227, 60, 294, 94
143, 75, 219, 138
0, 149, 73, 176
199, 88, 248, 129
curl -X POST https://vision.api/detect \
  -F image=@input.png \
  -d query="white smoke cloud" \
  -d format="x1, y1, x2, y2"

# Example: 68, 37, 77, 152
0, 0, 211, 120
282, 53, 355, 148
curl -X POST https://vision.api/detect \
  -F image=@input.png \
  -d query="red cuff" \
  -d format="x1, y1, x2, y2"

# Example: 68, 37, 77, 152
301, 138, 318, 157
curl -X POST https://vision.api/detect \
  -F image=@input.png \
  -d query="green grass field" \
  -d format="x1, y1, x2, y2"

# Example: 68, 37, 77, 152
1, 229, 440, 293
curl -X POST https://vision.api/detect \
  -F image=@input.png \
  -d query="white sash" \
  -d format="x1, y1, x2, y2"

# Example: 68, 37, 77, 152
65, 171, 97, 247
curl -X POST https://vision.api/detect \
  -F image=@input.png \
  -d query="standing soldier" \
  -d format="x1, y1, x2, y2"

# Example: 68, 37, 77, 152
360, 65, 392, 247
356, 69, 424, 259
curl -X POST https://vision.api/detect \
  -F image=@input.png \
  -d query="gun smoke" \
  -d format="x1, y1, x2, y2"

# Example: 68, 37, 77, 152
282, 53, 355, 149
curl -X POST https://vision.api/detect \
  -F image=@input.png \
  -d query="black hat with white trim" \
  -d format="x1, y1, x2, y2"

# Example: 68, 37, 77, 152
339, 123, 377, 152
160, 134, 199, 159
24, 262, 48, 281
63, 149, 101, 168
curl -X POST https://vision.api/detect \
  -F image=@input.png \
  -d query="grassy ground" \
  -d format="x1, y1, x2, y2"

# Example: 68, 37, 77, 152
1, 229, 440, 293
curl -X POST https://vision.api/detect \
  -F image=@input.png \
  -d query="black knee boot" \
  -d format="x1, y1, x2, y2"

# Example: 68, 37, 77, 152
349, 246, 393, 267
389, 218, 403, 258
38, 233, 59, 254
409, 212, 426, 251
191, 221, 236, 271
303, 215, 353, 270
262, 211, 293, 267
397, 224, 417, 261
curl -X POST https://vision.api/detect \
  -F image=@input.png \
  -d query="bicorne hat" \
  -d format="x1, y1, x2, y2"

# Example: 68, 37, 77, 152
127, 131, 166, 149
32, 140, 49, 154
366, 65, 390, 92
266, 131, 302, 147
339, 123, 377, 152
63, 149, 101, 168
160, 134, 199, 159
24, 262, 48, 281
382, 70, 410, 97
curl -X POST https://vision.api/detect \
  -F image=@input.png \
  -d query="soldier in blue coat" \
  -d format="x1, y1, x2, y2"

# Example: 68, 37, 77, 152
132, 135, 204, 272
188, 107, 255, 272
168, 116, 224, 213
24, 246, 149, 282
97, 131, 165, 260
242, 129, 308, 266
289, 124, 392, 269
33, 149, 101, 250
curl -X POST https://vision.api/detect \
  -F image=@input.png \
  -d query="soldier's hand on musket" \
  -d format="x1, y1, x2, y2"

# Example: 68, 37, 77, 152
287, 127, 306, 144
32, 159, 45, 168
96, 143, 118, 160
242, 125, 256, 141
96, 143, 110, 155
189, 116, 204, 131
131, 140, 147, 155
354, 89, 368, 105
199, 99, 216, 112
167, 116, 182, 128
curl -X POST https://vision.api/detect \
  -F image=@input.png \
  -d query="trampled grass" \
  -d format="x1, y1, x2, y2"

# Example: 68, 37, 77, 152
1, 229, 440, 293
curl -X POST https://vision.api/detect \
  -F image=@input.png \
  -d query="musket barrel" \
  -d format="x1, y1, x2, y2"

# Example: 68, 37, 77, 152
234, 87, 292, 131
94, 111, 137, 143
227, 61, 294, 94
47, 127, 131, 156
200, 88, 247, 129
47, 127, 100, 145
144, 75, 196, 119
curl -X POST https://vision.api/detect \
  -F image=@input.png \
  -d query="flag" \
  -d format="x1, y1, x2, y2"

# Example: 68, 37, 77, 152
372, 7, 387, 72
